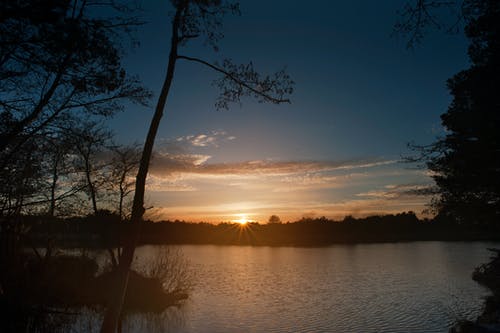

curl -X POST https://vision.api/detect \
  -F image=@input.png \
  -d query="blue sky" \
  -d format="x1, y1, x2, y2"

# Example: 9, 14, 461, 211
107, 1, 469, 222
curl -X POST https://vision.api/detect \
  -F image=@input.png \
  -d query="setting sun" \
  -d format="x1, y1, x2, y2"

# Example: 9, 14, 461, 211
233, 214, 249, 225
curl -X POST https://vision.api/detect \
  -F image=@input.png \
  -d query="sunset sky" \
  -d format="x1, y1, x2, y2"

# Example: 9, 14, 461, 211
109, 1, 469, 222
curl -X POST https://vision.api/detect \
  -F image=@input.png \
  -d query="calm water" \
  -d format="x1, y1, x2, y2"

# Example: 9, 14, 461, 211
75, 242, 498, 332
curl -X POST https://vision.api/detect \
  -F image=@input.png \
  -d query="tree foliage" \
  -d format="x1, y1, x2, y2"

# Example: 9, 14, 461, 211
395, 0, 484, 48
0, 0, 150, 217
268, 215, 282, 224
0, 0, 150, 157
410, 0, 500, 224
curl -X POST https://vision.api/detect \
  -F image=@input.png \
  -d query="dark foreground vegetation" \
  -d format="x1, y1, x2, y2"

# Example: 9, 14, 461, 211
1, 212, 192, 332
0, 244, 191, 333
17, 211, 500, 248
407, 1, 500, 330
473, 250, 500, 326
450, 249, 500, 333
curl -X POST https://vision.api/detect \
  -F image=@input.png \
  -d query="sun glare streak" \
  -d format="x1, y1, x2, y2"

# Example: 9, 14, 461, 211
229, 217, 258, 243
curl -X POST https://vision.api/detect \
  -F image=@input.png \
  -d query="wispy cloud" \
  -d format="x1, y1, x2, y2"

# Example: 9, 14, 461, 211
147, 155, 405, 197
151, 152, 212, 174
356, 183, 433, 199
146, 174, 197, 192
150, 156, 399, 178
176, 134, 217, 147
160, 130, 235, 151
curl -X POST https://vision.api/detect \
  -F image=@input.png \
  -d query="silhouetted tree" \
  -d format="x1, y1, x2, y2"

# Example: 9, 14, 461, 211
268, 215, 282, 224
109, 144, 141, 219
0, 0, 151, 221
100, 1, 294, 331
71, 122, 112, 215
395, 0, 484, 48
0, 0, 150, 163
409, 1, 500, 224
0, 137, 45, 216
41, 131, 84, 217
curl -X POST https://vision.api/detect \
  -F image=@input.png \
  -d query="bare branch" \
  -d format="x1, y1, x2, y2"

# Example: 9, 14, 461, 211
394, 0, 472, 48
177, 55, 293, 109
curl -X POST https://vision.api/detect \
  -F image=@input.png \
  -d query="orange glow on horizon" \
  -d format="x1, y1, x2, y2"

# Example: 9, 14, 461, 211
233, 213, 250, 225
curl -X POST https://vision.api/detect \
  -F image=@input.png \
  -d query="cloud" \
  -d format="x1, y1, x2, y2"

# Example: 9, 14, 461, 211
356, 190, 399, 199
356, 183, 433, 200
153, 130, 398, 181
161, 130, 235, 151
146, 159, 403, 208
146, 174, 197, 192
204, 159, 398, 176
150, 157, 399, 178
150, 152, 211, 175
179, 134, 217, 147
146, 155, 402, 196
271, 173, 371, 192
150, 131, 238, 176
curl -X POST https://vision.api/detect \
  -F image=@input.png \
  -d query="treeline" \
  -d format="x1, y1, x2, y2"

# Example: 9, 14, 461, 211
24, 211, 500, 247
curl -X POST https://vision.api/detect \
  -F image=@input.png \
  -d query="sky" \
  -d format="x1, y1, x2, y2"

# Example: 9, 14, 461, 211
107, 0, 470, 223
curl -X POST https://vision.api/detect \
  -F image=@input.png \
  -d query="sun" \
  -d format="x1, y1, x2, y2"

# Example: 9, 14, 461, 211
233, 214, 249, 225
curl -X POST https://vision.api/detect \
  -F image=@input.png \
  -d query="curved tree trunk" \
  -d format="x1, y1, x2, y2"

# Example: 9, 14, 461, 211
99, 5, 183, 333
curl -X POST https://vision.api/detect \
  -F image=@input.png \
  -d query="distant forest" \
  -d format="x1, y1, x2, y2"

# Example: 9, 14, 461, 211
24, 211, 500, 247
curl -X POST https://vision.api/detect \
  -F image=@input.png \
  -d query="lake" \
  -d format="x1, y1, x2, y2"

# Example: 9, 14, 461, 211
73, 242, 498, 332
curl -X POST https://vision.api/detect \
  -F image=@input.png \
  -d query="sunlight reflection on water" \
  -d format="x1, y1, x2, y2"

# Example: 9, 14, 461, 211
76, 242, 498, 333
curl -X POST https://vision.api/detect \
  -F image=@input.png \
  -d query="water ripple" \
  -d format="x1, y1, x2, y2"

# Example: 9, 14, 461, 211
74, 242, 500, 333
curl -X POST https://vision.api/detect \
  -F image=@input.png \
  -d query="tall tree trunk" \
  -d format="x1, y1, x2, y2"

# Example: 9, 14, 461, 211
100, 5, 183, 333
48, 155, 59, 217
118, 172, 126, 220
84, 156, 98, 215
